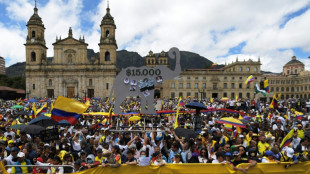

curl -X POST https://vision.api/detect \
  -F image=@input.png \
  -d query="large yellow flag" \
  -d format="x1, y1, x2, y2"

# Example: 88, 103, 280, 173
174, 97, 182, 129
31, 103, 37, 119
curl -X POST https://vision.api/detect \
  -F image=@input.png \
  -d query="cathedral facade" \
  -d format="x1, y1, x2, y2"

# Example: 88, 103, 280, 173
25, 5, 117, 98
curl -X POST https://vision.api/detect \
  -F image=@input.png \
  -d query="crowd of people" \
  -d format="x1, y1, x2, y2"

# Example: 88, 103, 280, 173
0, 97, 310, 174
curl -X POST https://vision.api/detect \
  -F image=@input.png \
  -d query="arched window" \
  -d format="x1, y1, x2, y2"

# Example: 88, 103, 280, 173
281, 87, 284, 91
89, 79, 93, 86
32, 31, 36, 38
246, 67, 250, 71
105, 30, 110, 37
286, 87, 289, 92
239, 67, 242, 72
271, 87, 274, 92
276, 87, 279, 91
148, 60, 150, 64
105, 51, 110, 61
49, 79, 52, 86
254, 67, 257, 72
295, 69, 297, 74
31, 52, 36, 61
68, 54, 72, 63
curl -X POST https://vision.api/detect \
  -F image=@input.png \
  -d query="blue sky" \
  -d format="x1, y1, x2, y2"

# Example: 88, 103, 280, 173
0, 0, 310, 72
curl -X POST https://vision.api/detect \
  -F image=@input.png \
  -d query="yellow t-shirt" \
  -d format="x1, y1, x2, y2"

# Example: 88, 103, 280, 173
258, 141, 270, 155
297, 129, 304, 139
95, 156, 106, 163
11, 161, 28, 173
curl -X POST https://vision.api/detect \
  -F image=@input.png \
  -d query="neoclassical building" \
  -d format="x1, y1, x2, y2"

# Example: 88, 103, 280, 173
263, 56, 310, 100
161, 58, 266, 100
25, 5, 117, 98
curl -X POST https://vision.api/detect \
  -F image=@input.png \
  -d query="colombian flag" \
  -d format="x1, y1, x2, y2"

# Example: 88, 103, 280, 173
270, 93, 281, 109
35, 103, 48, 118
244, 75, 255, 85
51, 96, 89, 125
280, 129, 295, 149
179, 99, 185, 107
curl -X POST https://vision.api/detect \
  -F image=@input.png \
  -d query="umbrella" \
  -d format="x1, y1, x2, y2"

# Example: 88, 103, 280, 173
129, 116, 141, 121
10, 124, 27, 130
217, 117, 246, 128
185, 102, 207, 110
58, 120, 71, 126
21, 125, 45, 134
11, 105, 24, 109
243, 116, 251, 120
29, 115, 58, 127
28, 98, 39, 102
174, 128, 197, 138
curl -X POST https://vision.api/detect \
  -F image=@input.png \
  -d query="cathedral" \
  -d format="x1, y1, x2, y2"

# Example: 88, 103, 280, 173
25, 4, 117, 98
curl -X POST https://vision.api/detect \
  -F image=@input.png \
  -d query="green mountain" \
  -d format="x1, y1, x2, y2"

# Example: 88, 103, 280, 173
6, 50, 215, 77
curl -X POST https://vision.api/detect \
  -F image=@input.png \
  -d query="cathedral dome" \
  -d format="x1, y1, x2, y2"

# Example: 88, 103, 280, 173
284, 56, 304, 66
27, 7, 44, 27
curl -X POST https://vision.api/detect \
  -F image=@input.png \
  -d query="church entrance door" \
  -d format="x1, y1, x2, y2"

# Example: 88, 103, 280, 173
67, 87, 75, 98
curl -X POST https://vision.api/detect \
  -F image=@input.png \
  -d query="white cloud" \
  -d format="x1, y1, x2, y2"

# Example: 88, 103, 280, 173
1, 0, 310, 73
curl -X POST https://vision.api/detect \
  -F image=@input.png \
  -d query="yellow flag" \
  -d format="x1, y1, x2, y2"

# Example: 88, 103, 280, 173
174, 97, 182, 129
32, 103, 37, 119
50, 103, 54, 114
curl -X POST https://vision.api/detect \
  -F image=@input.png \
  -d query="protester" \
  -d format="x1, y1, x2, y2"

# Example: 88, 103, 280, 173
0, 96, 309, 173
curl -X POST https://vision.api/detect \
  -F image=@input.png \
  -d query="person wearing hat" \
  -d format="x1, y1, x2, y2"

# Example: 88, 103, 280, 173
4, 146, 18, 166
11, 152, 32, 174
225, 152, 232, 162
296, 124, 305, 139
279, 148, 299, 168
261, 150, 280, 163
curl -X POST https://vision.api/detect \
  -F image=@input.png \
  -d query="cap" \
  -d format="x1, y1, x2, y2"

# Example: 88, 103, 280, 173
44, 144, 51, 148
298, 124, 302, 127
252, 133, 258, 137
286, 148, 294, 158
265, 150, 275, 157
80, 150, 87, 155
8, 140, 14, 144
225, 152, 232, 157
233, 151, 240, 156
175, 153, 181, 158
17, 152, 25, 158
129, 144, 136, 149
239, 135, 244, 138
11, 147, 19, 152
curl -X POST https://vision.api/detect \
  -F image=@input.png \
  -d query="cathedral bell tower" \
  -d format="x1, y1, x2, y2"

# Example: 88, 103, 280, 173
99, 4, 117, 67
25, 2, 48, 65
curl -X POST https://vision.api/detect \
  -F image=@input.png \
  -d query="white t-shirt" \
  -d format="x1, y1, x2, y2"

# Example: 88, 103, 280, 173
153, 159, 166, 165
72, 140, 81, 151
